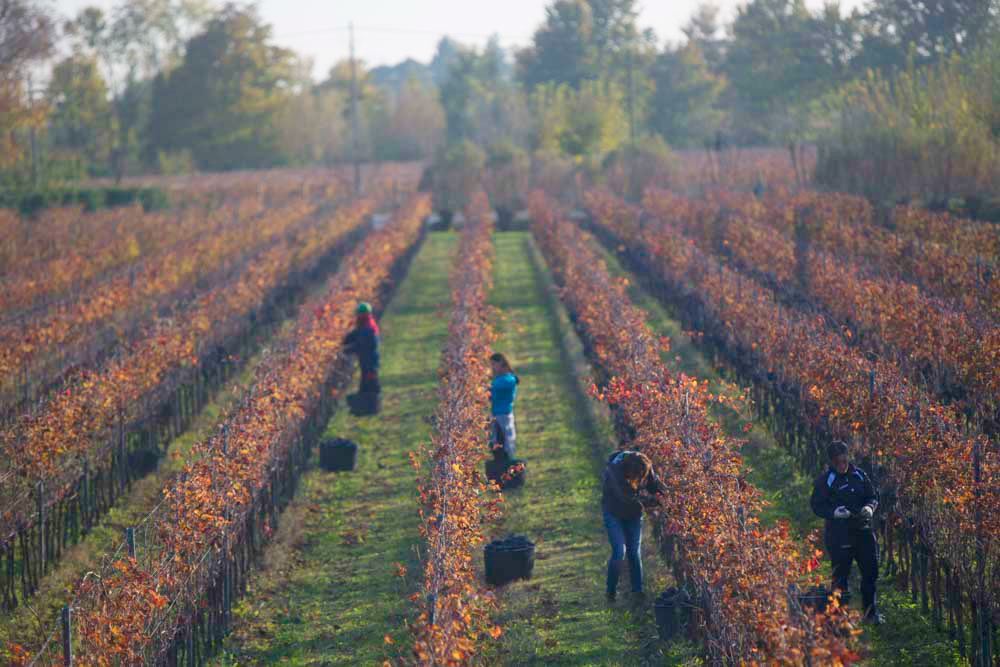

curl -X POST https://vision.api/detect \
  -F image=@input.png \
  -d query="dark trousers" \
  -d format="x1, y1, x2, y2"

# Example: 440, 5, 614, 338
603, 509, 643, 594
359, 369, 380, 394
830, 530, 879, 613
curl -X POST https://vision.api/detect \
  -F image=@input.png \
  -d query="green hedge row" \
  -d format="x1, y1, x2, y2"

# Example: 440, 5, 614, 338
0, 186, 169, 216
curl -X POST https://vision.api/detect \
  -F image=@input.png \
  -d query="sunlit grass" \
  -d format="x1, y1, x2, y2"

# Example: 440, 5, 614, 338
211, 233, 457, 666
593, 238, 964, 667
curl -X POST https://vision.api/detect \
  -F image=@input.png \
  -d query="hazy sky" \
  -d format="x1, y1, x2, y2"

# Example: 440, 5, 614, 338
52, 0, 868, 79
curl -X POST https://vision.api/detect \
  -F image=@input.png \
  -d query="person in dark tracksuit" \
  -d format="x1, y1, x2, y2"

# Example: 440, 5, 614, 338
810, 441, 884, 624
343, 302, 380, 395
601, 450, 665, 603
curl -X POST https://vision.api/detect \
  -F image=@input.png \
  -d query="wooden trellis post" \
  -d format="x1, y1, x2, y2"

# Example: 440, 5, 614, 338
61, 604, 71, 666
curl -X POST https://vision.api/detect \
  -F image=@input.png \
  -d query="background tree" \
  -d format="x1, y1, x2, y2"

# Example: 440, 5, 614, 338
440, 39, 528, 148
274, 59, 347, 166
516, 0, 648, 90
146, 5, 297, 170
372, 77, 446, 161
516, 0, 597, 88
862, 0, 998, 64
529, 80, 627, 164
682, 3, 726, 69
0, 0, 54, 174
649, 43, 726, 147
46, 56, 111, 176
317, 57, 383, 162
721, 0, 850, 143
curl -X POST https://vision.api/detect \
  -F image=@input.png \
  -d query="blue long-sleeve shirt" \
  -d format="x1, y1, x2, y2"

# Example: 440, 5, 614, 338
489, 373, 517, 415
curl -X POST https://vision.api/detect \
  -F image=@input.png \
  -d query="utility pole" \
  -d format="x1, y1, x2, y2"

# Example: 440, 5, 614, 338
27, 73, 39, 188
349, 22, 361, 194
625, 47, 637, 200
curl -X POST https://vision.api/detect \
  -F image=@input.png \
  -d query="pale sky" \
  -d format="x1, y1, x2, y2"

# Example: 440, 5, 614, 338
51, 0, 869, 79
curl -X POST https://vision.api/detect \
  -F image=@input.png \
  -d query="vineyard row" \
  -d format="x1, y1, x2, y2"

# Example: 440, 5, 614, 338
585, 193, 999, 664
0, 194, 340, 417
0, 197, 374, 613
18, 194, 429, 666
530, 191, 860, 666
412, 192, 504, 666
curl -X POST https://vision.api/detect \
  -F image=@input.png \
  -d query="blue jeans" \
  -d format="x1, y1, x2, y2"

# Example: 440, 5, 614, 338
603, 509, 643, 595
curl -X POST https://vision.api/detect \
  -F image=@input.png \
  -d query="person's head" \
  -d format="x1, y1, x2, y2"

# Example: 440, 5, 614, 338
621, 451, 653, 491
489, 352, 514, 377
828, 441, 850, 474
356, 302, 372, 315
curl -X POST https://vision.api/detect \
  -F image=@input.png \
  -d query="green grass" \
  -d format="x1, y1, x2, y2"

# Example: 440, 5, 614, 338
211, 232, 458, 666
0, 325, 271, 658
592, 239, 964, 667
478, 233, 693, 666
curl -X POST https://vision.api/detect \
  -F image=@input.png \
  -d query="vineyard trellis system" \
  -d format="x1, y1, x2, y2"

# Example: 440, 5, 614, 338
21, 197, 428, 667
582, 203, 999, 667
530, 190, 860, 666
0, 193, 347, 423
0, 206, 373, 614
626, 189, 1000, 437
411, 191, 504, 666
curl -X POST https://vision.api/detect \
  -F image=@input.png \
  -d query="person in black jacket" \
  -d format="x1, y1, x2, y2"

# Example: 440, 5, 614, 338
810, 441, 884, 624
601, 450, 665, 603
343, 302, 380, 395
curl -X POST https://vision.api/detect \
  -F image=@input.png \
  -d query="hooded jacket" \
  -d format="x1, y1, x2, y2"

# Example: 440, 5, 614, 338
601, 451, 665, 521
810, 464, 879, 548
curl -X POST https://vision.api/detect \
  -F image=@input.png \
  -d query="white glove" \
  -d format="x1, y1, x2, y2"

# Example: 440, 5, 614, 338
860, 506, 874, 519
833, 506, 852, 519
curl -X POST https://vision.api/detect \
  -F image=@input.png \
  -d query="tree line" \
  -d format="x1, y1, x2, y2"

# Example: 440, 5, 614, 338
1, 0, 997, 204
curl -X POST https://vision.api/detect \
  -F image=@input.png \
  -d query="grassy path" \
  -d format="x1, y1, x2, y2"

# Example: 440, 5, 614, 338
481, 233, 668, 666
212, 232, 457, 666
592, 239, 964, 667
0, 351, 266, 656
0, 292, 309, 657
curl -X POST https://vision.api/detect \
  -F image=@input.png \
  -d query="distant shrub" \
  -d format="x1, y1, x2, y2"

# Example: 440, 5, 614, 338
430, 140, 486, 215
817, 46, 1000, 206
484, 141, 530, 229
156, 149, 197, 176
600, 135, 677, 202
530, 149, 579, 203
0, 186, 169, 216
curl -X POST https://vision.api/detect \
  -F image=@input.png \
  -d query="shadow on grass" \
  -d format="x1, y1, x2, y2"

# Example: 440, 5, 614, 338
591, 237, 965, 667
211, 233, 458, 667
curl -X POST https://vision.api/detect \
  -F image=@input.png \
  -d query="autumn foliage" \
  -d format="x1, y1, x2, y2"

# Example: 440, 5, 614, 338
0, 197, 374, 578
20, 194, 429, 666
409, 192, 504, 666
583, 188, 1000, 649
586, 188, 1000, 428
530, 190, 861, 666
0, 186, 347, 412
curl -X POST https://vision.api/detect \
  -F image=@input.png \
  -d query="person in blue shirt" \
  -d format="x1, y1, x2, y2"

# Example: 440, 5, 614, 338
488, 353, 518, 460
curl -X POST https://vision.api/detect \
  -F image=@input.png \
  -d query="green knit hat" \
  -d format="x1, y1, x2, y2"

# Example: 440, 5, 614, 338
356, 301, 372, 314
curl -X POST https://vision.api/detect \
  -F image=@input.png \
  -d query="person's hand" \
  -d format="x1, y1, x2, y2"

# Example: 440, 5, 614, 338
860, 505, 874, 520
834, 506, 852, 519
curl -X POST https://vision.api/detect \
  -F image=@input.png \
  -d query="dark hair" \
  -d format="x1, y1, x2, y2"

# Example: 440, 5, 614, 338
489, 352, 515, 377
827, 441, 849, 461
621, 451, 653, 491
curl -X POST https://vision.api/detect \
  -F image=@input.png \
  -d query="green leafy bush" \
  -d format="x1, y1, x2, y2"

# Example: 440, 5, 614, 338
0, 185, 169, 216
429, 139, 486, 216
817, 46, 1000, 207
